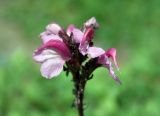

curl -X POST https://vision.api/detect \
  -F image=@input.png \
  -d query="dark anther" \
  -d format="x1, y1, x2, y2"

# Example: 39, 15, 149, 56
89, 42, 94, 46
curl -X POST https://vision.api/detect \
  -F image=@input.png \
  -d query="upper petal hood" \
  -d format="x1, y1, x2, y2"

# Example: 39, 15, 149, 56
81, 28, 94, 45
34, 40, 71, 60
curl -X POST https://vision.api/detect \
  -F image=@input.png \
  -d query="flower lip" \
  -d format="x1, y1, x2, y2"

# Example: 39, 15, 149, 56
34, 40, 71, 60
105, 48, 119, 70
98, 53, 121, 84
81, 28, 94, 45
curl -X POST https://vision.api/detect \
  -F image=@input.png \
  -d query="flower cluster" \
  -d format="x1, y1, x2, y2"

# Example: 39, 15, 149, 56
33, 17, 121, 84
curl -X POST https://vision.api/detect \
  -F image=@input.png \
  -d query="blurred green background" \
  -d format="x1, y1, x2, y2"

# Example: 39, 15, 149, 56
0, 0, 160, 116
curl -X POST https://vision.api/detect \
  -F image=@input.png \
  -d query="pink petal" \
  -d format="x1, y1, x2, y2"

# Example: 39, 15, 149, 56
40, 33, 62, 44
106, 48, 119, 71
87, 47, 105, 58
72, 28, 83, 43
107, 62, 121, 84
46, 23, 62, 35
98, 54, 107, 64
81, 28, 94, 45
84, 17, 99, 28
33, 49, 60, 63
66, 24, 75, 36
98, 55, 121, 84
34, 40, 71, 60
66, 25, 83, 43
40, 57, 65, 79
79, 42, 89, 55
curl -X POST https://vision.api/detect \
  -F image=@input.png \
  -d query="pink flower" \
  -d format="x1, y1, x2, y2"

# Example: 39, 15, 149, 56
33, 23, 71, 79
98, 48, 121, 84
33, 18, 121, 84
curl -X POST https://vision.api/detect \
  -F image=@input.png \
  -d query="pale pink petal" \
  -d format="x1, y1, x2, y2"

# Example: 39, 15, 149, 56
33, 49, 60, 63
84, 17, 99, 28
40, 57, 65, 79
72, 28, 83, 43
98, 55, 121, 84
107, 62, 121, 84
66, 24, 75, 36
40, 33, 62, 44
46, 23, 62, 35
79, 42, 89, 55
106, 48, 119, 71
87, 47, 105, 58
40, 31, 51, 37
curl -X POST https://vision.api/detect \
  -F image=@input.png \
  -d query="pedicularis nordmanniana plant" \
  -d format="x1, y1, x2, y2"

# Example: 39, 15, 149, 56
33, 17, 121, 116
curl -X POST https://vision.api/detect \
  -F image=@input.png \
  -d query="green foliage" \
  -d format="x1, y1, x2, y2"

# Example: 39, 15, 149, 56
0, 0, 160, 115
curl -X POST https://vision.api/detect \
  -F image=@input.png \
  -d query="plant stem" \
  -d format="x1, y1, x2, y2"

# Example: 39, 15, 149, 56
72, 73, 86, 116
77, 82, 85, 116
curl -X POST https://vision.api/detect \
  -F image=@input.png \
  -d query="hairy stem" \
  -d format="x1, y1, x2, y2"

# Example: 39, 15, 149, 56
77, 82, 85, 116
72, 73, 86, 116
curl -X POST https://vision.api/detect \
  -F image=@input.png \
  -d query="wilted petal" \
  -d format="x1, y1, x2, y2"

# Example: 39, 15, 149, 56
46, 23, 62, 35
106, 48, 119, 71
40, 57, 65, 79
34, 40, 71, 60
33, 49, 60, 63
40, 33, 62, 44
84, 17, 99, 29
87, 47, 105, 58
